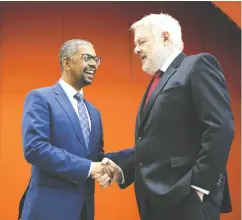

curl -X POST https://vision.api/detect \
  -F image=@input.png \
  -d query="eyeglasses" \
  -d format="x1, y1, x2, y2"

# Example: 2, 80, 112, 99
81, 54, 101, 66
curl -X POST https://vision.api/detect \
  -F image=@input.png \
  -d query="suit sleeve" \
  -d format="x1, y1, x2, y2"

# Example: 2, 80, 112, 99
190, 53, 234, 191
96, 111, 135, 167
22, 90, 91, 184
116, 149, 135, 189
98, 109, 134, 187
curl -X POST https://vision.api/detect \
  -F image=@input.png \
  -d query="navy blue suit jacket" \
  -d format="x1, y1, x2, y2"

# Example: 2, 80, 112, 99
21, 82, 133, 220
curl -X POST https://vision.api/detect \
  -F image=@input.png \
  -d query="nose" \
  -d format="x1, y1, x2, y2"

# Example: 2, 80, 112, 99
134, 46, 142, 54
88, 58, 97, 67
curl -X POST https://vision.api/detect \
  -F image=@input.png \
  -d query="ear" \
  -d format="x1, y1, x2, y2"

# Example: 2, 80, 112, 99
161, 31, 170, 46
62, 57, 71, 71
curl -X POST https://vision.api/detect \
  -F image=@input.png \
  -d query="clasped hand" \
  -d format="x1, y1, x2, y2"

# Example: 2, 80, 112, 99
90, 158, 121, 188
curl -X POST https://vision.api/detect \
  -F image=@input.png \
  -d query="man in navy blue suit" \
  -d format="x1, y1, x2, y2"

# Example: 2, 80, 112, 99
19, 39, 131, 220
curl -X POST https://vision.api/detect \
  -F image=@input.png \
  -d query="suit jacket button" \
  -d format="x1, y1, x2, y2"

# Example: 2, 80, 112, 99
140, 162, 143, 168
138, 137, 142, 142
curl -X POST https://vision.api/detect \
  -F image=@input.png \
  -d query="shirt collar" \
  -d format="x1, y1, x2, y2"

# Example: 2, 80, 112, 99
160, 48, 182, 72
59, 79, 83, 100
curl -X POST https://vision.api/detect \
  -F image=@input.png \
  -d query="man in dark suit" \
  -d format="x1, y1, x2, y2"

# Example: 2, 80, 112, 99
101, 13, 234, 220
19, 39, 131, 220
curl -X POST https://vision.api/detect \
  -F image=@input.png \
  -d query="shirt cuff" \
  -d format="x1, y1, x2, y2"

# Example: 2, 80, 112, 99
87, 162, 93, 177
191, 185, 210, 195
117, 167, 125, 184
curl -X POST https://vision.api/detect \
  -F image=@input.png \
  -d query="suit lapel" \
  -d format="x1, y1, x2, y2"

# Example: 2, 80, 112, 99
139, 52, 186, 128
84, 100, 99, 153
136, 76, 156, 128
53, 83, 87, 153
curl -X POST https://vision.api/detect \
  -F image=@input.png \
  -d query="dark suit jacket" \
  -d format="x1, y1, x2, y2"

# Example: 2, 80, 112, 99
119, 53, 234, 219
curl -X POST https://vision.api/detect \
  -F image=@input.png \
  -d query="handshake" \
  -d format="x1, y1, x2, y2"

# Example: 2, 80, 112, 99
90, 158, 122, 188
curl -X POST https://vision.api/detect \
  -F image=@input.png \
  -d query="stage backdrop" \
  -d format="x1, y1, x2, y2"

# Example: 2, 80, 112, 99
0, 2, 240, 220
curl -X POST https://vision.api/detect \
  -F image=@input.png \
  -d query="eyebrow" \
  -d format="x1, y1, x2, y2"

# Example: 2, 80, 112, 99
81, 53, 96, 57
134, 37, 147, 44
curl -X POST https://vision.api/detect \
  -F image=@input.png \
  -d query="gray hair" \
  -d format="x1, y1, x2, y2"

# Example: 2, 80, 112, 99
131, 13, 184, 51
59, 39, 93, 70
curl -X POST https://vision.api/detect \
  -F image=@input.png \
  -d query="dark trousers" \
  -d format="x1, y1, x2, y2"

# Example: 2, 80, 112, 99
80, 203, 87, 220
144, 188, 220, 220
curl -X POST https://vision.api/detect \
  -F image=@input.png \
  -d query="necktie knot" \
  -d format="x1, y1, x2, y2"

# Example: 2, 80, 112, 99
145, 70, 164, 106
74, 93, 83, 102
155, 70, 164, 79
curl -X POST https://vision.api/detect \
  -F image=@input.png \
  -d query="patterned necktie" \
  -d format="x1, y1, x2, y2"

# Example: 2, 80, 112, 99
74, 93, 90, 148
145, 70, 164, 106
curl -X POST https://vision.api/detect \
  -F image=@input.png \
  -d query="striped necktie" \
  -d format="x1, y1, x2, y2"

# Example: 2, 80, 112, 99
74, 93, 90, 148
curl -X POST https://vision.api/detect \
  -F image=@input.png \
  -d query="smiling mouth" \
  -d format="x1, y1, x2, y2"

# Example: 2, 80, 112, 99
84, 70, 95, 75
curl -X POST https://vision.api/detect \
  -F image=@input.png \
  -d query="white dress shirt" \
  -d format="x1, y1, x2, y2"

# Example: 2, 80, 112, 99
160, 48, 182, 73
159, 49, 209, 195
59, 79, 92, 177
59, 79, 91, 128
